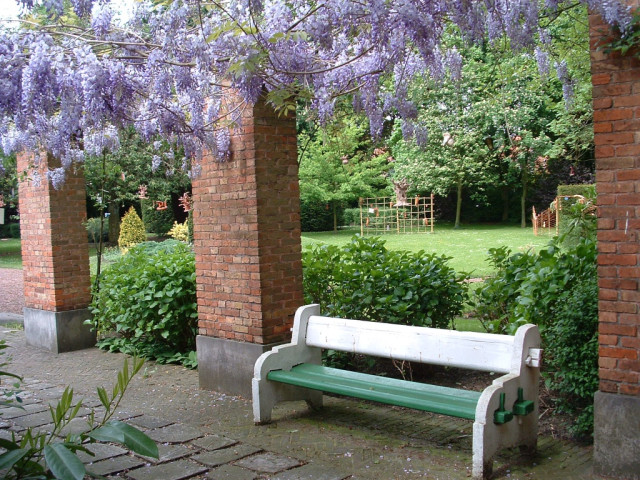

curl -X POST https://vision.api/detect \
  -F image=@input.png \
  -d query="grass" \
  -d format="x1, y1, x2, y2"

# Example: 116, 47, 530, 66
2, 223, 554, 277
0, 239, 22, 269
302, 222, 553, 278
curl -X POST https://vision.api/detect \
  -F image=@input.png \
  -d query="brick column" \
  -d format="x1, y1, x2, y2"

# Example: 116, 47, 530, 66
192, 96, 303, 396
590, 6, 640, 479
17, 151, 95, 353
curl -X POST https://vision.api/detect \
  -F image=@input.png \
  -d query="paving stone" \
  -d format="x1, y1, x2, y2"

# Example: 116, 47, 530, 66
85, 454, 146, 477
0, 403, 48, 419
11, 411, 54, 428
77, 443, 129, 463
139, 443, 196, 464
130, 415, 174, 430
59, 417, 93, 436
205, 464, 259, 480
147, 423, 205, 444
191, 434, 238, 451
126, 459, 208, 480
0, 428, 17, 441
271, 463, 350, 480
192, 444, 261, 467
234, 452, 302, 474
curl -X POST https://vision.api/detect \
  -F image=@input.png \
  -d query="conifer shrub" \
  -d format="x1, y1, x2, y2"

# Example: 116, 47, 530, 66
118, 206, 146, 249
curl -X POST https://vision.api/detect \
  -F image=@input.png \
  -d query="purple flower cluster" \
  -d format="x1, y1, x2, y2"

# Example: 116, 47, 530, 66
1, 0, 633, 187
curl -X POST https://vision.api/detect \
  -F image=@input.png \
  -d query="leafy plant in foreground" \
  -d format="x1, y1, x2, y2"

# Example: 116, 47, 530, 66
0, 357, 158, 479
89, 240, 198, 368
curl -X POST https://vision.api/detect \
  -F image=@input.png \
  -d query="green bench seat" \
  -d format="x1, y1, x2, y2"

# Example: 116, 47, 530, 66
267, 363, 480, 420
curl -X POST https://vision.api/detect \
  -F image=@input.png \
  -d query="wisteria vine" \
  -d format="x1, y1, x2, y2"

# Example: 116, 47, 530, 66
0, 0, 632, 186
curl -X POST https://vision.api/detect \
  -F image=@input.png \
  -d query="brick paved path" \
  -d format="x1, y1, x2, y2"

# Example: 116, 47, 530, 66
0, 327, 595, 479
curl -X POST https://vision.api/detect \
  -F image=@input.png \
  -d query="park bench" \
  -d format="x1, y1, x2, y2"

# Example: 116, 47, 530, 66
252, 304, 543, 479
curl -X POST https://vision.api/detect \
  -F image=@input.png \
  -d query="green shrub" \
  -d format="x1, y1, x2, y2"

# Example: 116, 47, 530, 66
143, 201, 175, 235
118, 207, 146, 249
0, 222, 20, 239
472, 237, 599, 438
303, 235, 468, 329
557, 185, 596, 249
546, 275, 599, 439
342, 208, 361, 226
85, 217, 108, 243
89, 240, 198, 367
300, 200, 335, 232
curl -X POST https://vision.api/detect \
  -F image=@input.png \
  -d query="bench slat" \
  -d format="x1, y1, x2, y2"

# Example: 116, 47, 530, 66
306, 316, 515, 373
267, 364, 480, 420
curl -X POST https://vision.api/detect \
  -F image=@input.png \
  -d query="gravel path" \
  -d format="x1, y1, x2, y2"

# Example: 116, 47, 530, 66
0, 268, 24, 315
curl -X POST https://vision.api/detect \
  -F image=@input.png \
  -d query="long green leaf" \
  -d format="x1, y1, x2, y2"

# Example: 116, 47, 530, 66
86, 424, 125, 444
107, 421, 158, 458
0, 448, 29, 471
44, 444, 85, 480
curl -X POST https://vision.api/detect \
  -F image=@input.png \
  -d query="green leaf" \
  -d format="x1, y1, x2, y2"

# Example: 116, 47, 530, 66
104, 421, 158, 458
97, 387, 110, 409
44, 444, 85, 480
87, 424, 125, 444
0, 448, 29, 471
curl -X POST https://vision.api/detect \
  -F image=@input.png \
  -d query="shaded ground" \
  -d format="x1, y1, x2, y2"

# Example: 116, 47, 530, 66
0, 326, 597, 480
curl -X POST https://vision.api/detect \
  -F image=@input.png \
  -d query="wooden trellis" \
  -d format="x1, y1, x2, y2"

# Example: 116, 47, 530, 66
359, 195, 435, 235
532, 197, 559, 236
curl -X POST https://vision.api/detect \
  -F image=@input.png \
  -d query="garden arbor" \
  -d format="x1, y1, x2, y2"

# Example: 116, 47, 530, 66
11, 2, 640, 479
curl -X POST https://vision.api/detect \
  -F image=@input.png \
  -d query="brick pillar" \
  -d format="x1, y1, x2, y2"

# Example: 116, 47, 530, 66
17, 151, 95, 353
192, 96, 303, 396
590, 6, 640, 479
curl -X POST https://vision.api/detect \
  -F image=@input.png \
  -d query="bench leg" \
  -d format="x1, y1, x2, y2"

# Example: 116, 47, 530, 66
305, 390, 323, 411
472, 421, 496, 479
253, 378, 324, 424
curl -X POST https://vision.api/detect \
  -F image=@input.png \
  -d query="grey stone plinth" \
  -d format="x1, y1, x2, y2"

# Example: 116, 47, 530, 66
23, 307, 95, 353
197, 335, 278, 397
594, 391, 640, 480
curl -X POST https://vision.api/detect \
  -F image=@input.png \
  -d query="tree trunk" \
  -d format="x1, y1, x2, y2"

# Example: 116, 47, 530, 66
454, 179, 463, 229
520, 178, 528, 228
108, 202, 120, 243
333, 202, 338, 232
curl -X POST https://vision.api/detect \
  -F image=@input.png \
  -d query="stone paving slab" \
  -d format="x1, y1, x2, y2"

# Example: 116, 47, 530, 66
271, 463, 350, 480
191, 444, 262, 467
147, 422, 206, 443
126, 459, 208, 480
77, 442, 129, 463
205, 464, 260, 480
87, 454, 146, 477
235, 452, 303, 474
192, 434, 238, 451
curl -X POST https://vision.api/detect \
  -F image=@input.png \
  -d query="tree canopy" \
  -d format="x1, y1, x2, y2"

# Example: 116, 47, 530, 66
0, 0, 632, 186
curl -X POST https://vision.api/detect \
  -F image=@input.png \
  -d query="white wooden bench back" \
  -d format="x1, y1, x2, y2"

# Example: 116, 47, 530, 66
305, 315, 516, 374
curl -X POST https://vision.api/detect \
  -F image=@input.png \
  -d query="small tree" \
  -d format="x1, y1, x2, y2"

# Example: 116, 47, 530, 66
118, 207, 146, 250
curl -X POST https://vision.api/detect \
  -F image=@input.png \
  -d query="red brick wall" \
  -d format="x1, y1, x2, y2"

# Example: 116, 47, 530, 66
192, 97, 303, 345
17, 151, 92, 311
590, 7, 640, 396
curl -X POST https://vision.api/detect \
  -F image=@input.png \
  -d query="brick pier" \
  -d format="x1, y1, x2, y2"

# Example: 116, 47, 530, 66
590, 5, 640, 479
17, 151, 95, 352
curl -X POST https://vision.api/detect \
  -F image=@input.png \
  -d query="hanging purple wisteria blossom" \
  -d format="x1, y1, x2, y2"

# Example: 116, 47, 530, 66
0, 0, 632, 185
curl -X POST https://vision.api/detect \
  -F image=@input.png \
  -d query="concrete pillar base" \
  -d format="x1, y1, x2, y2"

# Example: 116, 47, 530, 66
23, 307, 96, 354
197, 335, 278, 398
594, 391, 640, 480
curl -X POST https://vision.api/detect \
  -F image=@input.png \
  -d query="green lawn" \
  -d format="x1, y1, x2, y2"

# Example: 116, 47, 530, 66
0, 239, 22, 269
2, 223, 553, 277
302, 222, 553, 278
